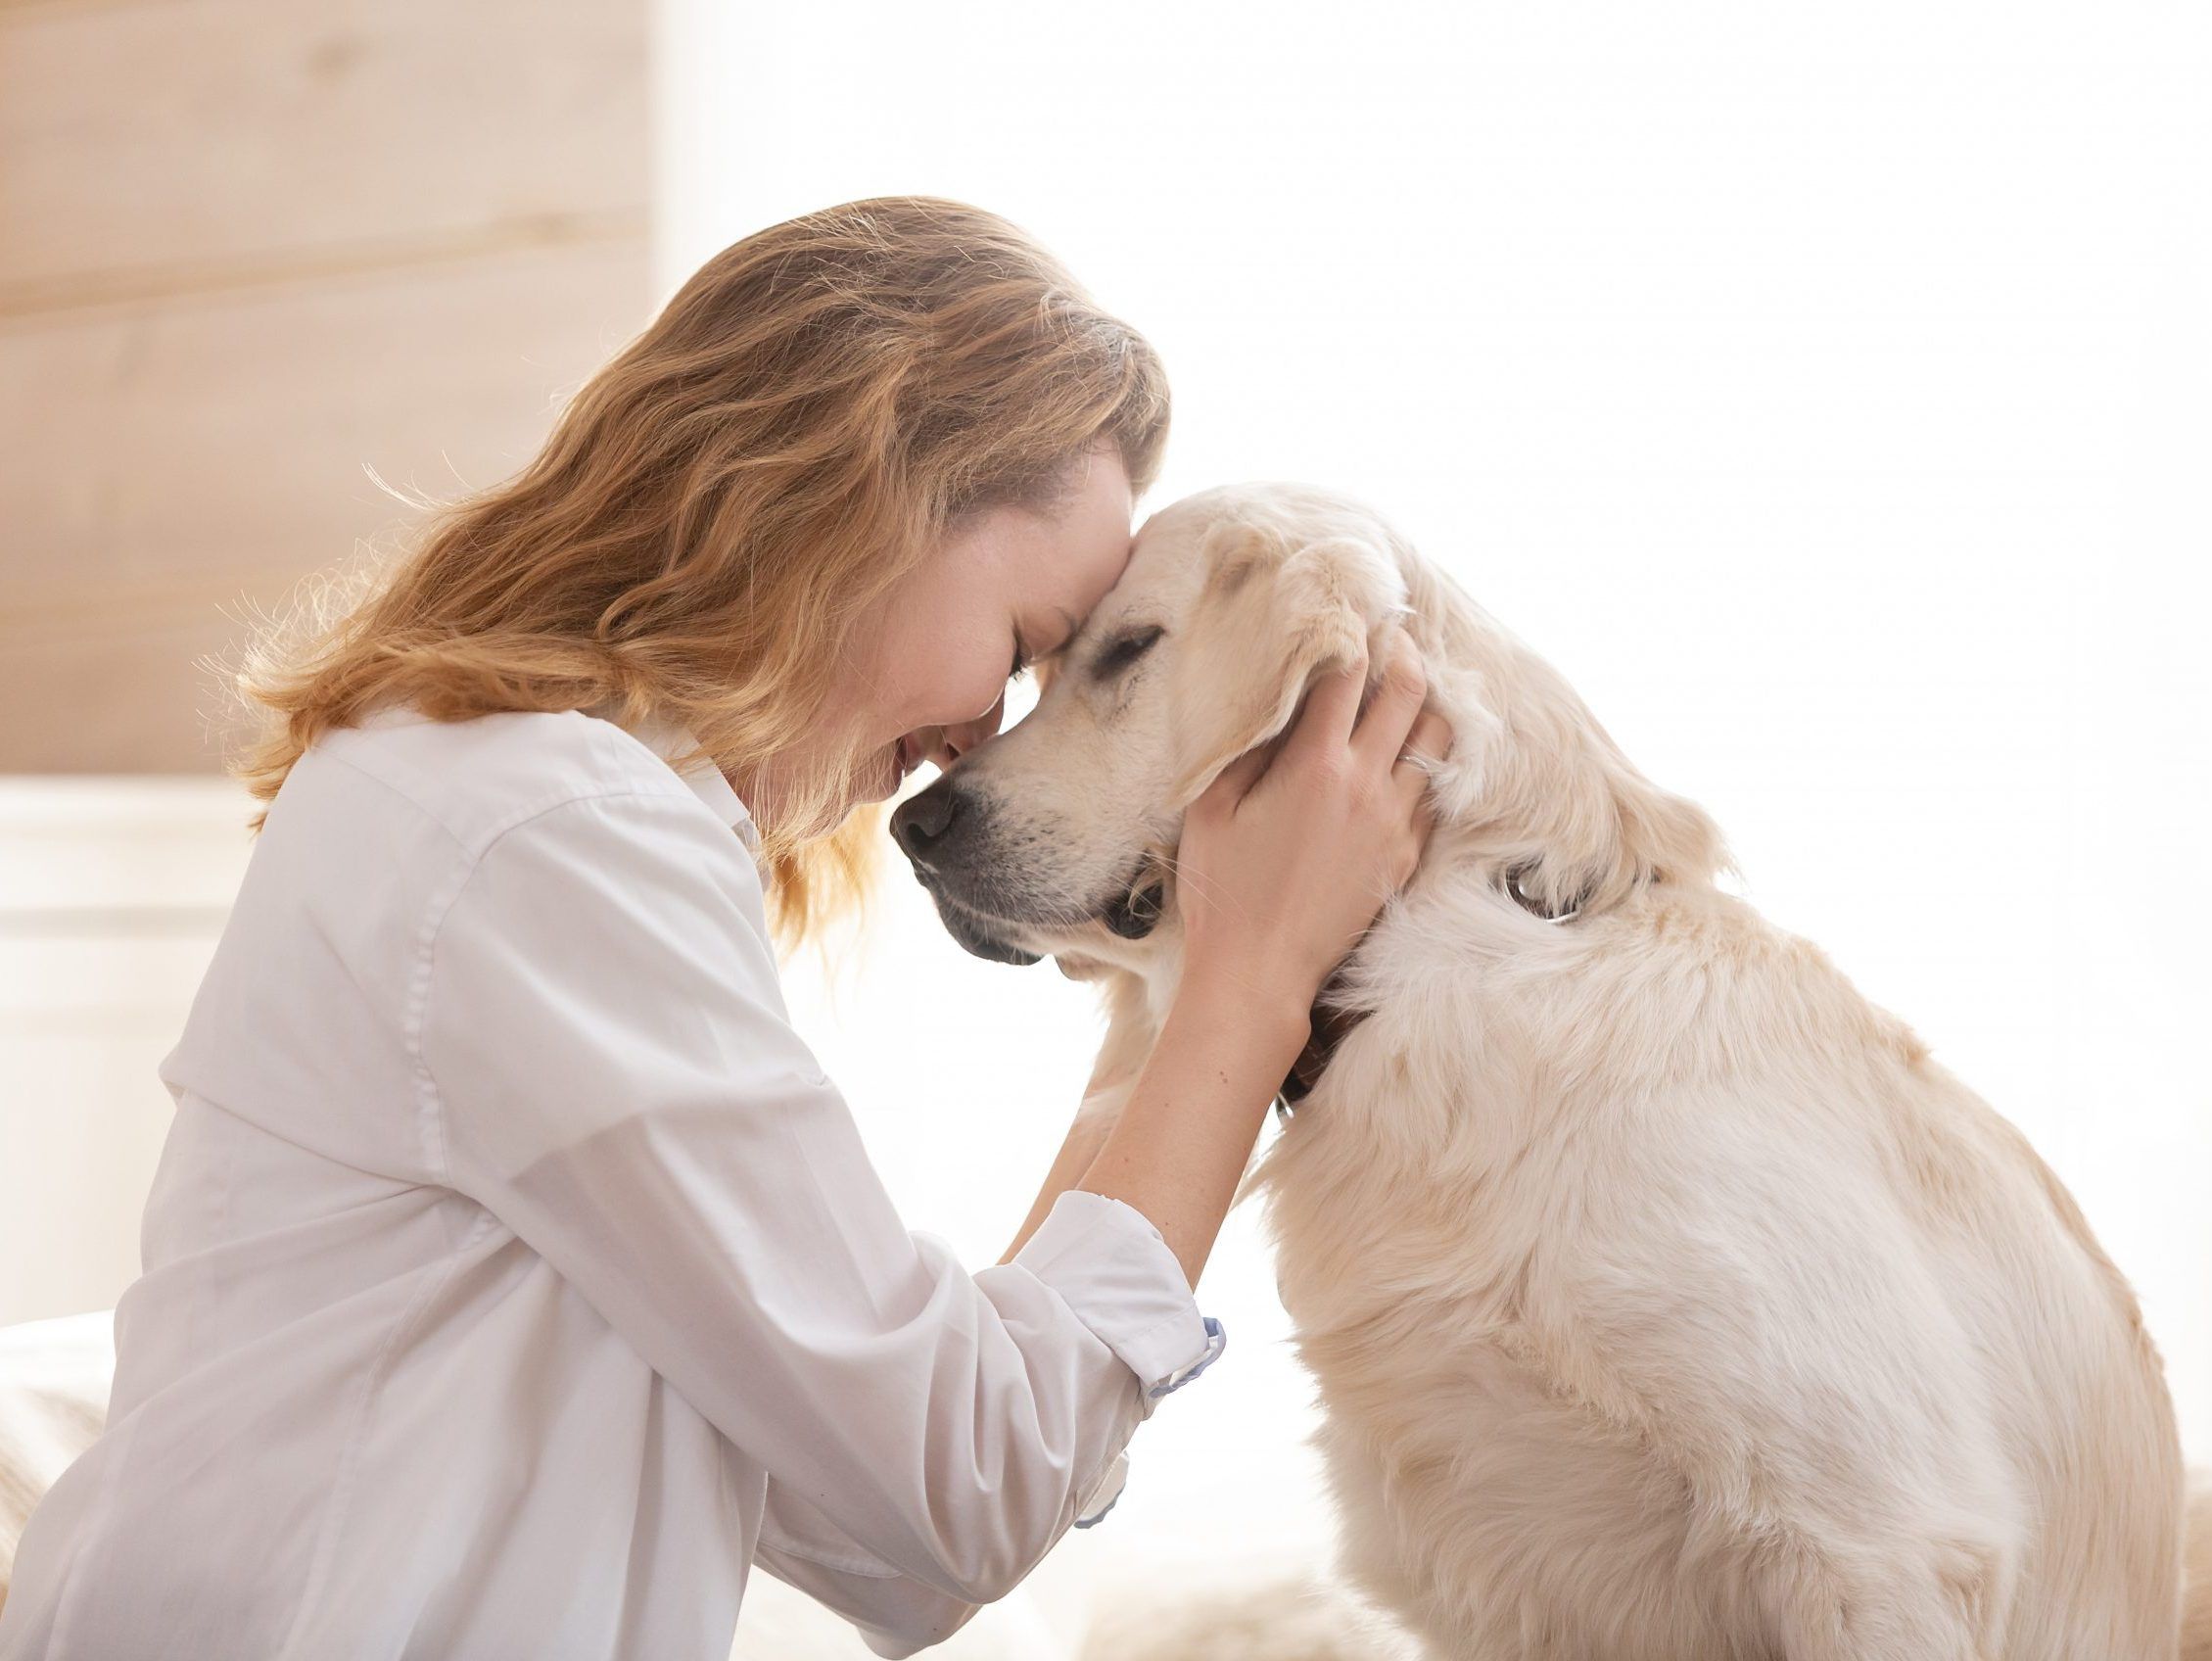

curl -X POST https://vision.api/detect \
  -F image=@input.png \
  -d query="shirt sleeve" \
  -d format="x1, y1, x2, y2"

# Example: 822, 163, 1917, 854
753, 1478, 982, 1657
751, 1196, 1222, 1657
415, 789, 1220, 1620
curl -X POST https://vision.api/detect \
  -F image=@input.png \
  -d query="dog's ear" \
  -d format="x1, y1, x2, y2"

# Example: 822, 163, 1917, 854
1566, 740, 1729, 913
1436, 637, 1729, 916
1167, 520, 1399, 803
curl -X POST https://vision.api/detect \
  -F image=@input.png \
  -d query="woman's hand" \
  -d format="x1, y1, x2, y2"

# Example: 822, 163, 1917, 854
1176, 627, 1451, 1020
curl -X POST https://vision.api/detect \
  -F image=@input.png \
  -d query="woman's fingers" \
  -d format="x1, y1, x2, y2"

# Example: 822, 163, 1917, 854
1392, 706, 1453, 797
1353, 630, 1430, 771
1280, 646, 1370, 769
1216, 627, 1443, 822
1200, 741, 1270, 812
1388, 707, 1459, 827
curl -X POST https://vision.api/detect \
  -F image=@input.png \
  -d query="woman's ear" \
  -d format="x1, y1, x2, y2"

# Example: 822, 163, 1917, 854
1166, 521, 1398, 804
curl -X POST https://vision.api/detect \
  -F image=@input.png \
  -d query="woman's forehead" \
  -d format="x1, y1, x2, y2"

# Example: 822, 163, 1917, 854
1033, 456, 1137, 620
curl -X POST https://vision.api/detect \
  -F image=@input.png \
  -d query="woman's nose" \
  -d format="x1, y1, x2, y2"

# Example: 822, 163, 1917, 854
926, 692, 1007, 770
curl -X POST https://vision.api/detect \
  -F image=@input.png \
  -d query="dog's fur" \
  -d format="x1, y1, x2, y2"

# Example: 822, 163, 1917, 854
897, 484, 2201, 1659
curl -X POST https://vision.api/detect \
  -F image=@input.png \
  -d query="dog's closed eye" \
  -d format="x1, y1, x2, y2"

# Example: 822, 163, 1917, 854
1091, 625, 1165, 681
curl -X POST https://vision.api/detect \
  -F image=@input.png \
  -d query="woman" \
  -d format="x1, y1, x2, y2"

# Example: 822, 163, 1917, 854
0, 198, 1445, 1660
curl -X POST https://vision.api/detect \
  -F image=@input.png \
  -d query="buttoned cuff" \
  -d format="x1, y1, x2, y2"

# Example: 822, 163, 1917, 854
1012, 1191, 1224, 1399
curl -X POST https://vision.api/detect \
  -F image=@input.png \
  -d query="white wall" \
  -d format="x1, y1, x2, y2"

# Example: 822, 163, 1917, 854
660, 0, 2212, 1539
0, 783, 252, 1327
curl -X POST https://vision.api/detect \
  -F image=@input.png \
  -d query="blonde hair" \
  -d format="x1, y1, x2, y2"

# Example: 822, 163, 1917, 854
231, 197, 1170, 942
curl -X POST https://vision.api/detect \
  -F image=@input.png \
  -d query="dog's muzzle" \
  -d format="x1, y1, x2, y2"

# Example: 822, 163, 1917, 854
887, 777, 1043, 965
890, 777, 1170, 960
888, 775, 965, 872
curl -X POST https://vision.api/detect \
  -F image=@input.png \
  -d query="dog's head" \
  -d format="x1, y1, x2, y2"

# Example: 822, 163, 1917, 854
889, 483, 1723, 972
886, 485, 1400, 970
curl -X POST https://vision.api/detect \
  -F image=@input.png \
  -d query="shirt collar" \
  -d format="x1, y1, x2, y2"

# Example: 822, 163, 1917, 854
631, 719, 761, 855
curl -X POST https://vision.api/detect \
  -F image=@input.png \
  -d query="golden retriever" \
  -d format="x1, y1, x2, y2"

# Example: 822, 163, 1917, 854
892, 483, 2202, 1660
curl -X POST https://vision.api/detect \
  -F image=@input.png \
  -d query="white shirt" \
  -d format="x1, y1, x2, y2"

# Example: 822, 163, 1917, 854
0, 708, 1221, 1661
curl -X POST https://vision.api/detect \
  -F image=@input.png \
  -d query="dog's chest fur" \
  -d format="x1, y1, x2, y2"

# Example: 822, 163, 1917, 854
1252, 873, 1768, 1348
1232, 880, 1771, 1654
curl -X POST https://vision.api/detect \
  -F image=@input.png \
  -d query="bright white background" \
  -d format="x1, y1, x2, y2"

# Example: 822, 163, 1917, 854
658, 0, 2212, 1588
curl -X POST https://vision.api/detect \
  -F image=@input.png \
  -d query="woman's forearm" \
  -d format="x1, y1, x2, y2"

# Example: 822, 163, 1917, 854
1074, 978, 1308, 1286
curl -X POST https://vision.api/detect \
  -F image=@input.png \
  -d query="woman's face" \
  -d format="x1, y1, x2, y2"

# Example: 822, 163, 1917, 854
739, 445, 1138, 829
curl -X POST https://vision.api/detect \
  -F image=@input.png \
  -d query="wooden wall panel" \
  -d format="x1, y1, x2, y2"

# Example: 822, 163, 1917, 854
0, 0, 652, 773
0, 0, 647, 312
0, 237, 645, 771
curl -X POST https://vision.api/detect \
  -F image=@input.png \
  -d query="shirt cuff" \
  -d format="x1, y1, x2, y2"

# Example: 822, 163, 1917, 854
1072, 1451, 1128, 1529
1012, 1190, 1223, 1398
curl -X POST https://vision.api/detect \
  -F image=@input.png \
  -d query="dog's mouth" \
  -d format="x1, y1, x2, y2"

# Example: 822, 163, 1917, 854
920, 859, 1169, 966
931, 896, 1045, 968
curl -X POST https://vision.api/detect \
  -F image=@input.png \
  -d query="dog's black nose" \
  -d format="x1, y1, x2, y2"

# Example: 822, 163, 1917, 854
890, 778, 963, 867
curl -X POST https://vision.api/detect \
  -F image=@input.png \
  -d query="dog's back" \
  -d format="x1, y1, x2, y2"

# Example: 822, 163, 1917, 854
1905, 1054, 2186, 1657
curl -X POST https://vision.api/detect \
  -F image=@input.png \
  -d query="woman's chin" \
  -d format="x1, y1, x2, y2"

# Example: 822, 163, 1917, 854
812, 748, 900, 818
748, 740, 912, 833
851, 742, 902, 805
854, 736, 924, 806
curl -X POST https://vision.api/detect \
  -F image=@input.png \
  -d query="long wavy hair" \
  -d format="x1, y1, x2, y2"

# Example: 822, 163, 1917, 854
230, 197, 1170, 942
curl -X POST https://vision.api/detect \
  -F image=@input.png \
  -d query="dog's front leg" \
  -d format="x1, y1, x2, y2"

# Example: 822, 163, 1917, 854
1057, 960, 1163, 1140
1001, 965, 1161, 1261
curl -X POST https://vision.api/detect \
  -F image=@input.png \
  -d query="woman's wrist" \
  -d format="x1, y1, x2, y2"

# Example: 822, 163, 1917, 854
1078, 985, 1302, 1286
1165, 958, 1311, 1080
1179, 938, 1312, 1027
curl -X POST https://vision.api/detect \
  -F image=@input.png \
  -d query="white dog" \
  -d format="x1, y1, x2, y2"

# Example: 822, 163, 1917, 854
890, 484, 2201, 1660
